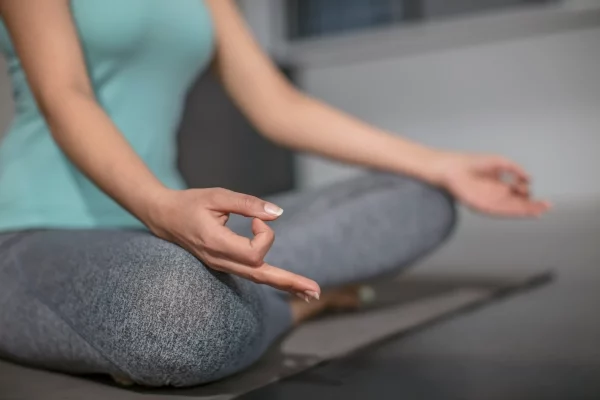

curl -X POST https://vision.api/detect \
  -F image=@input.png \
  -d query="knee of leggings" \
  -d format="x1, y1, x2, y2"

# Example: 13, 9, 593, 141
419, 181, 458, 245
110, 240, 265, 387
386, 173, 458, 246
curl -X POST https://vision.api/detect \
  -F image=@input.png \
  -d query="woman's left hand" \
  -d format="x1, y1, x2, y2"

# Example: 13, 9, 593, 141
434, 153, 551, 217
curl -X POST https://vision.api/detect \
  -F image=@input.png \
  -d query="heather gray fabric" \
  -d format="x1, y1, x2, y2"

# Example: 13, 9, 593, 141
0, 172, 456, 387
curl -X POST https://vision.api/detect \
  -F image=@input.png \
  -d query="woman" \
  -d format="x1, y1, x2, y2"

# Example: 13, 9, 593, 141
0, 0, 549, 388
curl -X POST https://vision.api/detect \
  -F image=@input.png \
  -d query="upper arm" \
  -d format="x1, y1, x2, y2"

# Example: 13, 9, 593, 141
205, 0, 299, 130
0, 0, 94, 109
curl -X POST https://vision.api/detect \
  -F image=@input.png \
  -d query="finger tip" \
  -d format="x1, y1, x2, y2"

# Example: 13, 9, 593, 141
308, 283, 321, 295
305, 290, 320, 301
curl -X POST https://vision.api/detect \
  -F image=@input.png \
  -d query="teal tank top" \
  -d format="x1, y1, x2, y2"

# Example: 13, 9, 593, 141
0, 0, 214, 231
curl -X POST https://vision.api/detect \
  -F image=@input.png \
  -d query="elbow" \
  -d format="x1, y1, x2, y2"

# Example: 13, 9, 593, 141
34, 82, 95, 119
29, 85, 97, 148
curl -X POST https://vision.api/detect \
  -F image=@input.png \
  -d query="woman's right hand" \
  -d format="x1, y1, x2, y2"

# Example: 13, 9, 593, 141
145, 188, 321, 301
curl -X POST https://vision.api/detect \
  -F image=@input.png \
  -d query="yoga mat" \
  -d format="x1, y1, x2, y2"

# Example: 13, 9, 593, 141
0, 269, 552, 400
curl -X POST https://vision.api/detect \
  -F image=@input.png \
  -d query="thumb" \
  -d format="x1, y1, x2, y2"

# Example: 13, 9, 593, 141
209, 188, 284, 220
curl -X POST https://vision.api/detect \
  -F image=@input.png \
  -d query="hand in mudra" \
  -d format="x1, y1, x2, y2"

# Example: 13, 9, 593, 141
147, 187, 320, 301
436, 153, 551, 217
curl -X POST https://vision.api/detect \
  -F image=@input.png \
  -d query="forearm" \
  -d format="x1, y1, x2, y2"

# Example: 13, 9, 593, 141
262, 94, 446, 185
41, 91, 168, 223
204, 0, 445, 185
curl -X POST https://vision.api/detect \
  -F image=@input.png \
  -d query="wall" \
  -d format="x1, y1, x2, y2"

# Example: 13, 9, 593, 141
423, 0, 547, 17
295, 26, 600, 200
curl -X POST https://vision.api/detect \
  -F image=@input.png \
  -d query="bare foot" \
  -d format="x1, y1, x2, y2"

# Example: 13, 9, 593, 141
290, 285, 370, 326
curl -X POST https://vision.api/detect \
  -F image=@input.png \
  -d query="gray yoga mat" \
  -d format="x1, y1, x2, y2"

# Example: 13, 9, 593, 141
0, 269, 552, 400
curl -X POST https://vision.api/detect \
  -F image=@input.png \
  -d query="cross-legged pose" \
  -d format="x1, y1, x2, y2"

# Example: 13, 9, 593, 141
0, 0, 549, 387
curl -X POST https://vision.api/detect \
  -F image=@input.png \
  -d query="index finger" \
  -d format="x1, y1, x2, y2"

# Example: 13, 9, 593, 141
211, 257, 321, 296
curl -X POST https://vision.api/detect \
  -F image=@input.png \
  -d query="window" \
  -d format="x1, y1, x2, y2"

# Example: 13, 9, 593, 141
288, 0, 560, 40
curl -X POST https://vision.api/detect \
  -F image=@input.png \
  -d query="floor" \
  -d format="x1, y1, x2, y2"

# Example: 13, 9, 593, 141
240, 197, 600, 399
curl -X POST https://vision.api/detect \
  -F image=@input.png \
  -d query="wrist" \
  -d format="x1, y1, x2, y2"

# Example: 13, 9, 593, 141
398, 145, 453, 188
426, 150, 458, 188
137, 186, 178, 234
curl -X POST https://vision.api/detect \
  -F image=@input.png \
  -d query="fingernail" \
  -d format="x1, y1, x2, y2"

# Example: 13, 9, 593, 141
295, 293, 310, 303
305, 290, 320, 301
264, 203, 283, 216
296, 293, 310, 303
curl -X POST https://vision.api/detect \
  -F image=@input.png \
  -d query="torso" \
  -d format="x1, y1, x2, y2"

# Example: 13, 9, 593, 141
0, 0, 214, 231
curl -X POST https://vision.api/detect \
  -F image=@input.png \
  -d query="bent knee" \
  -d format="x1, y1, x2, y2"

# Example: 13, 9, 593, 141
122, 314, 263, 387
103, 238, 266, 387
364, 173, 458, 268
414, 179, 457, 244
373, 172, 457, 241
117, 293, 264, 387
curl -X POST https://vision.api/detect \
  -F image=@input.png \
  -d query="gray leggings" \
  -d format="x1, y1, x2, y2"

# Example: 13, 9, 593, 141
0, 172, 456, 387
